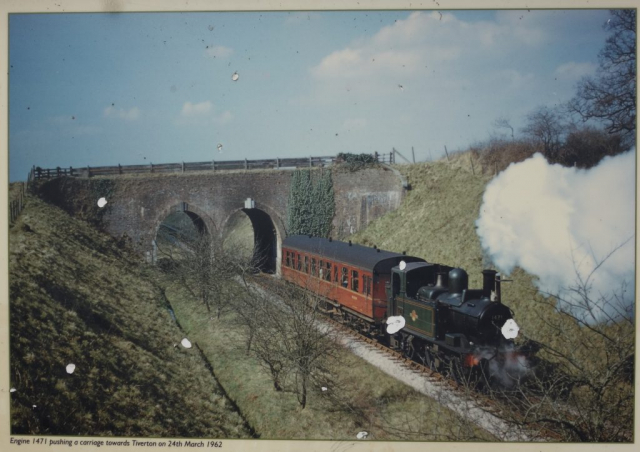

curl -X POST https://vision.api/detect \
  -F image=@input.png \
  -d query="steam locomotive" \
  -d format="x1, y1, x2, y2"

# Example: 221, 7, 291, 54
281, 235, 524, 383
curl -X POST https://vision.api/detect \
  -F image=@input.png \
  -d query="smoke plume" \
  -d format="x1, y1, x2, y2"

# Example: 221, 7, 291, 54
476, 151, 635, 323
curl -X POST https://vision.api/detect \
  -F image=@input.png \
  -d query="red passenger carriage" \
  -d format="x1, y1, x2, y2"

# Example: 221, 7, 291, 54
281, 235, 424, 327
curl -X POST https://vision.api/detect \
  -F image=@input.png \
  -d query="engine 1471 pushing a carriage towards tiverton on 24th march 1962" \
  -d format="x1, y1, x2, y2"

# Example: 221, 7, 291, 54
281, 235, 527, 386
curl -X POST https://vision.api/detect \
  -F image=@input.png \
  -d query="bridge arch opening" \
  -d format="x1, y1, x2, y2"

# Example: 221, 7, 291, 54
222, 208, 279, 274
153, 205, 213, 265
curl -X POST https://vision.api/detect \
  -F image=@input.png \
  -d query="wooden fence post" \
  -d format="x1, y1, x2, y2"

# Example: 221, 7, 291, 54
118, 164, 122, 175
244, 158, 248, 170
469, 154, 476, 175
276, 157, 280, 169
309, 156, 312, 167
181, 161, 185, 173
444, 145, 450, 162
150, 162, 153, 173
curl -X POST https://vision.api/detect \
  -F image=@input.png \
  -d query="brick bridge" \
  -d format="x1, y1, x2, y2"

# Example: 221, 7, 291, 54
36, 162, 407, 274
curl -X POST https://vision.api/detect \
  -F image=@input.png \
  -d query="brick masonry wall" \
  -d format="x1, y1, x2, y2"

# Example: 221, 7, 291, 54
37, 166, 405, 264
331, 166, 404, 239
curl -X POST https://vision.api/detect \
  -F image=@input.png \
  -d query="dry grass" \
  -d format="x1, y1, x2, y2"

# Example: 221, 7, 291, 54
165, 279, 495, 441
221, 212, 254, 260
349, 156, 629, 360
9, 196, 251, 437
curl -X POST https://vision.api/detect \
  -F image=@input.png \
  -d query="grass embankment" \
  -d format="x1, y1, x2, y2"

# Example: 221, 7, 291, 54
9, 196, 251, 437
220, 212, 254, 260
349, 157, 633, 366
164, 280, 495, 441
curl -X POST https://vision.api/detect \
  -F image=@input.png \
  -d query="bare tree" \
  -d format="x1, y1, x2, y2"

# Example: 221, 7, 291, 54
557, 125, 626, 168
157, 224, 258, 320
236, 277, 343, 409
488, 243, 634, 441
567, 10, 636, 144
493, 116, 515, 139
522, 106, 564, 160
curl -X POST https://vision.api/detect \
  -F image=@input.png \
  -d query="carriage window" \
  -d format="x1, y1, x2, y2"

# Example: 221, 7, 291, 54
325, 262, 332, 281
296, 254, 301, 271
304, 256, 309, 273
334, 265, 339, 283
341, 267, 349, 288
311, 258, 317, 277
285, 251, 291, 267
319, 260, 324, 279
363, 275, 371, 295
351, 270, 359, 292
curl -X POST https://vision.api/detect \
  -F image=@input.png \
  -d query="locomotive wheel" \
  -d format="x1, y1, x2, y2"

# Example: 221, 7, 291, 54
403, 335, 416, 360
406, 343, 415, 360
422, 347, 436, 371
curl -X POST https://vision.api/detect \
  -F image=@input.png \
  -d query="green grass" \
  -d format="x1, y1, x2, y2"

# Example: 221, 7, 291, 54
164, 279, 495, 441
350, 157, 634, 366
9, 196, 251, 437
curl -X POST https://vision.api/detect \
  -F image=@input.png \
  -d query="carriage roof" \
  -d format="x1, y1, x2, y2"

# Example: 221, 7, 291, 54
283, 235, 425, 272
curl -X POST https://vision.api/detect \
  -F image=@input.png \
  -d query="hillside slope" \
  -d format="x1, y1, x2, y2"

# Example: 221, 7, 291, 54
349, 159, 573, 353
9, 196, 251, 437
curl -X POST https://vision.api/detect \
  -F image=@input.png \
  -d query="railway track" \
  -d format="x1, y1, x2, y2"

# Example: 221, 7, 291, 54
250, 276, 536, 441
324, 313, 507, 412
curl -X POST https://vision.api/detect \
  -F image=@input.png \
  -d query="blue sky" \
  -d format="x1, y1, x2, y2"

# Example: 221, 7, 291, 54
9, 9, 613, 181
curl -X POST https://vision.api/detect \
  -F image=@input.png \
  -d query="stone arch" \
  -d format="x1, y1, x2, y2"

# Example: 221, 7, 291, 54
150, 201, 219, 263
221, 203, 285, 275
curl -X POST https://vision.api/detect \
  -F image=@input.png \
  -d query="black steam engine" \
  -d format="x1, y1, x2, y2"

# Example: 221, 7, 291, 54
281, 236, 524, 384
386, 261, 519, 380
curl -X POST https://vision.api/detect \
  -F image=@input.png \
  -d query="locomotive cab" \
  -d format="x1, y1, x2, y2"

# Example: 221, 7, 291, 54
389, 264, 515, 353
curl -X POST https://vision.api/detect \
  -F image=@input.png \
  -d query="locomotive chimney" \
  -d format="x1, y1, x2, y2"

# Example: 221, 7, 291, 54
495, 273, 502, 303
482, 269, 498, 298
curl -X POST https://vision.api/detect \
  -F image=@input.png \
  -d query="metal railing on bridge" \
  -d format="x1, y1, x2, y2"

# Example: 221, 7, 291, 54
29, 152, 396, 180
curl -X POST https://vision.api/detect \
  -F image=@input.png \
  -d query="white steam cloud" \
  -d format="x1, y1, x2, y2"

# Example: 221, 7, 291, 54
476, 151, 635, 323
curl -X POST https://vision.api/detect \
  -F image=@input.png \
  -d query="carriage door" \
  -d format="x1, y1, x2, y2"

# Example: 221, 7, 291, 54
391, 269, 406, 317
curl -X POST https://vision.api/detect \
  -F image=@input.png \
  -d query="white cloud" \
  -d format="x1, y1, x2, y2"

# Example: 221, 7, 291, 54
307, 10, 562, 104
104, 106, 140, 121
554, 61, 597, 81
175, 102, 233, 126
181, 101, 212, 117
205, 45, 233, 58
213, 110, 234, 124
305, 10, 553, 110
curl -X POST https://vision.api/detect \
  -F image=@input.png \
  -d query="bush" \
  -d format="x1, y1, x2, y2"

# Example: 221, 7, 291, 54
552, 126, 627, 168
336, 153, 379, 172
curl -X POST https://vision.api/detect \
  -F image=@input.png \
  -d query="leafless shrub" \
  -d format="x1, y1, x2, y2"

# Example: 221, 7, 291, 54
486, 245, 634, 442
234, 278, 344, 409
156, 225, 259, 320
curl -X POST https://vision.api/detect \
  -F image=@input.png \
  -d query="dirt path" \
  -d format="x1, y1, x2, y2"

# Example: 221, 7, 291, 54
249, 279, 535, 442
327, 324, 533, 441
